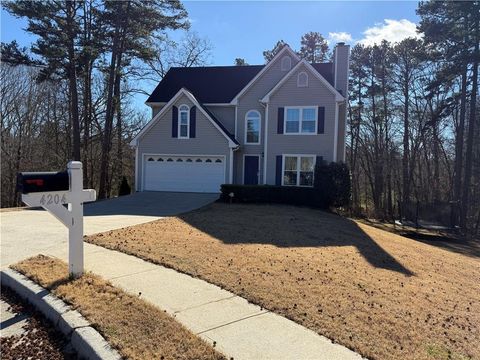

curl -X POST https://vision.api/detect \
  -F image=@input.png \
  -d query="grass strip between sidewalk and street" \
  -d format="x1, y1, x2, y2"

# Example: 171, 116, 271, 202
86, 202, 479, 360
11, 255, 225, 360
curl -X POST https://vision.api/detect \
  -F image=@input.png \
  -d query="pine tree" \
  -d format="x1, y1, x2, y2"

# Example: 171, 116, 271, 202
5, 1, 83, 161
97, 0, 189, 199
262, 40, 287, 62
298, 32, 329, 63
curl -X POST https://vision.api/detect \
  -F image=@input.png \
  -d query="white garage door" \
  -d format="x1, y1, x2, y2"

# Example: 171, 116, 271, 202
144, 155, 225, 193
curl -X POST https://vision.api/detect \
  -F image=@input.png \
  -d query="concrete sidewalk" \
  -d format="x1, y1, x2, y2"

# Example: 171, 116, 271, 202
45, 243, 363, 360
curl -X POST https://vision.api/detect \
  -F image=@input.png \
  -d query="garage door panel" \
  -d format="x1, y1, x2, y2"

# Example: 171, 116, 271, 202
144, 155, 225, 193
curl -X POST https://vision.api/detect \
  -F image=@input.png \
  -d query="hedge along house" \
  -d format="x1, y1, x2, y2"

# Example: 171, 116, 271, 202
130, 43, 349, 193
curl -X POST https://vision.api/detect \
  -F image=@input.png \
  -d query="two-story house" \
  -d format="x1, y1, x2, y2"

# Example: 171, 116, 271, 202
130, 43, 349, 193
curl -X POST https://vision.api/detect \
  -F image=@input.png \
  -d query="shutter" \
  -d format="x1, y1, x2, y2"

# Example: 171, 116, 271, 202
275, 155, 283, 186
172, 106, 178, 138
189, 106, 196, 138
317, 107, 325, 134
277, 107, 284, 134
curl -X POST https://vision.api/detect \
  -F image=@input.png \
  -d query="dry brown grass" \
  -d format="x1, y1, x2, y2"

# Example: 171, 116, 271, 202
86, 203, 480, 360
11, 255, 225, 360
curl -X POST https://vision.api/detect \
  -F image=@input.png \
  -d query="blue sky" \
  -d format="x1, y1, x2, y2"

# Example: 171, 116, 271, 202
1, 1, 420, 109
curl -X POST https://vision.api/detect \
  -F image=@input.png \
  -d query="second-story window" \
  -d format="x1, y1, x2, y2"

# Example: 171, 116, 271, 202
245, 110, 261, 144
178, 104, 189, 138
285, 107, 317, 134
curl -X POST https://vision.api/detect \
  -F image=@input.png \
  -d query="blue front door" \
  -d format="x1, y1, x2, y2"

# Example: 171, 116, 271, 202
244, 156, 259, 185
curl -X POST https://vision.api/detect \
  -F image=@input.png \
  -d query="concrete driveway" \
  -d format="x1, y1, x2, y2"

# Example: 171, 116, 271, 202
0, 192, 218, 267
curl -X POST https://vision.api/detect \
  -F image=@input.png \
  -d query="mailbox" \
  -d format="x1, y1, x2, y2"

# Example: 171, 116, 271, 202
17, 171, 69, 194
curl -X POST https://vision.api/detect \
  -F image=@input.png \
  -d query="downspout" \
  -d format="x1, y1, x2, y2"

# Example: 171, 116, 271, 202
134, 141, 139, 191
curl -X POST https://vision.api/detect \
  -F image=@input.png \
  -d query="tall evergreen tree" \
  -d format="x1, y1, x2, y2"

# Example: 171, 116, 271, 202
6, 0, 83, 161
97, 0, 189, 199
262, 40, 287, 62
298, 31, 329, 63
418, 0, 480, 232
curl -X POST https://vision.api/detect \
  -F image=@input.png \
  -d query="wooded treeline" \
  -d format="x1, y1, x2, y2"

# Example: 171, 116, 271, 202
347, 1, 479, 235
1, 0, 212, 206
1, 1, 479, 235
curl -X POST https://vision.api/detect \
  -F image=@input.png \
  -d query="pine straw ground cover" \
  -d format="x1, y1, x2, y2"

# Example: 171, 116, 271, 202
86, 203, 480, 360
11, 255, 224, 360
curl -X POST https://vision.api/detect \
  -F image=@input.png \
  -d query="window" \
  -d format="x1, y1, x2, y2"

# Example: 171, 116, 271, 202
297, 72, 308, 87
157, 158, 164, 161
178, 104, 189, 138
281, 56, 291, 71
284, 107, 317, 134
283, 155, 315, 187
147, 157, 154, 161
245, 110, 261, 144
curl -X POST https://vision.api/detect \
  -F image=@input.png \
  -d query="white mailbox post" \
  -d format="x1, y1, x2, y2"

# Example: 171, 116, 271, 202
20, 161, 96, 277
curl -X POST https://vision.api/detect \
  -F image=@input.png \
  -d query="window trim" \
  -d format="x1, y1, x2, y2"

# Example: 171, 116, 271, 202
281, 154, 316, 187
297, 71, 308, 87
244, 110, 261, 145
284, 106, 318, 135
178, 104, 190, 139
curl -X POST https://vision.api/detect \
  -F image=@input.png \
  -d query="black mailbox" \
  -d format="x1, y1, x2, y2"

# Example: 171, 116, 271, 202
16, 171, 69, 194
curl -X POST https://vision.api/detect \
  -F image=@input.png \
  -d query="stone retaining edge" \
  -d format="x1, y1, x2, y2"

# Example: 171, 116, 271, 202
1, 268, 121, 360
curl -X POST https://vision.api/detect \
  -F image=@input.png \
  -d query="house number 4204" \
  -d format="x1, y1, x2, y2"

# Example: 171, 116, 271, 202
40, 194, 67, 205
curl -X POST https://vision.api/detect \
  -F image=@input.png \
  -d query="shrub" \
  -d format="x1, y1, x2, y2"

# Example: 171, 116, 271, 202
220, 184, 330, 208
118, 176, 131, 196
314, 161, 351, 207
220, 162, 351, 209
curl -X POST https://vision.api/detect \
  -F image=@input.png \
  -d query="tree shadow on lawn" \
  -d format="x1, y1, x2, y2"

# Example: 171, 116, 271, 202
358, 220, 480, 259
179, 204, 414, 276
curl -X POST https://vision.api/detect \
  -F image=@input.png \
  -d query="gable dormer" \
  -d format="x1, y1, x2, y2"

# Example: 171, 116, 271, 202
230, 45, 301, 105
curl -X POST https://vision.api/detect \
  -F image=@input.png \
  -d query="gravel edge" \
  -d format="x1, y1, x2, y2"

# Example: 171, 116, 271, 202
1, 268, 122, 360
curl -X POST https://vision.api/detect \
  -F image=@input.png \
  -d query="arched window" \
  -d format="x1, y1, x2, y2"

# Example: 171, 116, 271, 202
297, 71, 308, 87
167, 158, 173, 162
176, 158, 183, 162
147, 157, 154, 161
186, 159, 193, 162
281, 56, 291, 71
157, 158, 164, 161
206, 159, 212, 163
245, 110, 261, 144
196, 159, 202, 162
215, 159, 222, 163
178, 104, 190, 138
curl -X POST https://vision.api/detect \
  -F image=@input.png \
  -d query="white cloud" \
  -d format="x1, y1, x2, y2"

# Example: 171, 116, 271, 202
328, 32, 353, 44
359, 19, 421, 46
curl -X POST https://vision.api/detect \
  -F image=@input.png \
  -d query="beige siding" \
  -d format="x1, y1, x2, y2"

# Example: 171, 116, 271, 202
137, 94, 231, 189
152, 105, 165, 118
337, 103, 346, 162
333, 44, 349, 163
265, 63, 337, 184
234, 51, 300, 183
334, 44, 349, 97
205, 106, 235, 134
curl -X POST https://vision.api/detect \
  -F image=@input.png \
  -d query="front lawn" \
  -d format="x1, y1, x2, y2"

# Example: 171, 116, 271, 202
86, 203, 480, 360
12, 255, 224, 360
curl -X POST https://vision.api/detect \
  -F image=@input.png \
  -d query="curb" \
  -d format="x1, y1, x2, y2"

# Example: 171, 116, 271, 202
1, 268, 121, 360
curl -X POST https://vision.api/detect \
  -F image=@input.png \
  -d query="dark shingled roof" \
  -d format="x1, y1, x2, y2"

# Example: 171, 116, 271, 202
147, 63, 334, 104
